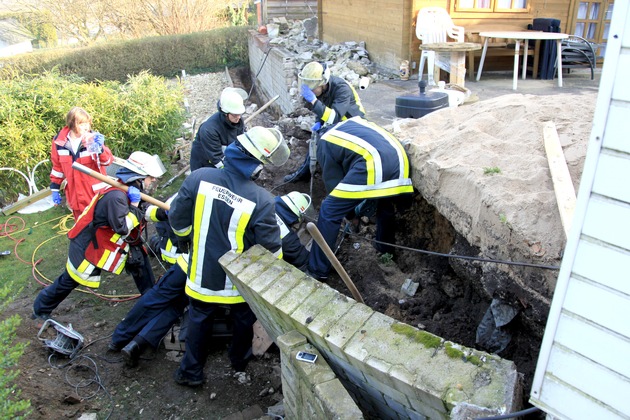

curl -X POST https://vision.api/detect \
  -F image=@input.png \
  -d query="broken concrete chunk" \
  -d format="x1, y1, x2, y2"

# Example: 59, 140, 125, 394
401, 278, 419, 296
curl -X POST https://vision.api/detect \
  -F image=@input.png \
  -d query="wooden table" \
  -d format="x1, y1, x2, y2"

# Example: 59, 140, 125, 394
419, 42, 481, 87
476, 31, 569, 90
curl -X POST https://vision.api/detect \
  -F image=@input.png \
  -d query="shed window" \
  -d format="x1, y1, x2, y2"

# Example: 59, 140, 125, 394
455, 0, 527, 12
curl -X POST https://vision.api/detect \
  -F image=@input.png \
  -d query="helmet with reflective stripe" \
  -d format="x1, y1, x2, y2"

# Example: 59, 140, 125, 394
237, 126, 290, 166
219, 88, 246, 114
117, 151, 167, 181
281, 191, 312, 219
298, 62, 331, 89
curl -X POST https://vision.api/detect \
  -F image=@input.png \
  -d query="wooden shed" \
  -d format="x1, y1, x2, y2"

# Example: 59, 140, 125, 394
319, 0, 612, 75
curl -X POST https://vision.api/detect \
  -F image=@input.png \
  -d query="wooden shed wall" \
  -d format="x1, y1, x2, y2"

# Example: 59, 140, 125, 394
321, 0, 413, 71
321, 0, 572, 73
264, 0, 318, 23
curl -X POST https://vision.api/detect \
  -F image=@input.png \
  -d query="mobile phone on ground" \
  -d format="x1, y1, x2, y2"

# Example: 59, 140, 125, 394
296, 351, 317, 364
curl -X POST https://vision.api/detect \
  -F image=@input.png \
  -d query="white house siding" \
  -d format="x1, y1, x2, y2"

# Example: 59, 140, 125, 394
530, 2, 630, 420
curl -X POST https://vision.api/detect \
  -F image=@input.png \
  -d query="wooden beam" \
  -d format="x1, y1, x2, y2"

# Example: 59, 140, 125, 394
543, 121, 576, 238
1, 188, 52, 216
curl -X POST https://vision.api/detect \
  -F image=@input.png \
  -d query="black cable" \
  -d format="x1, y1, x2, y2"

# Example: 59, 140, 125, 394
249, 41, 274, 99
475, 406, 541, 419
343, 231, 560, 271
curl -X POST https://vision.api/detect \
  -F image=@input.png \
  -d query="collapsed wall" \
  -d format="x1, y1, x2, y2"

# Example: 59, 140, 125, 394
221, 246, 521, 419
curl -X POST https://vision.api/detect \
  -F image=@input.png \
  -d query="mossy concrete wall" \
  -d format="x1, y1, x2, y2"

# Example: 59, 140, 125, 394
220, 246, 522, 419
277, 330, 364, 419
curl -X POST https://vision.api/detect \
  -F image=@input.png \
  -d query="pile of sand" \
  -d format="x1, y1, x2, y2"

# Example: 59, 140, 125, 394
394, 91, 597, 294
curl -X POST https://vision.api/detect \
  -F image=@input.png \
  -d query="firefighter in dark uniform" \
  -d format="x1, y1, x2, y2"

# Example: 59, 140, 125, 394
146, 194, 182, 265
189, 88, 246, 171
306, 116, 414, 281
109, 191, 312, 367
169, 126, 290, 386
33, 152, 167, 320
284, 61, 366, 183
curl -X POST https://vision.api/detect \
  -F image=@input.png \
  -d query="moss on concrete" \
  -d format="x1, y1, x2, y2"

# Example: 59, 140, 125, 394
391, 322, 442, 349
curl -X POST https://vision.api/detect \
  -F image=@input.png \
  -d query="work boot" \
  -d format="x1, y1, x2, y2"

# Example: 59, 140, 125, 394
122, 339, 143, 367
108, 341, 124, 352
174, 368, 205, 387
283, 166, 310, 183
305, 269, 328, 283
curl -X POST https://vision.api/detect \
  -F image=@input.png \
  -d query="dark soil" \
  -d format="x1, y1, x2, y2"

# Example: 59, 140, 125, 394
7, 68, 542, 419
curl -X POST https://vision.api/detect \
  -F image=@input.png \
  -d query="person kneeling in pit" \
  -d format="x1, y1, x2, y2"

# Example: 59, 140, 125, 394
108, 190, 314, 368
33, 152, 166, 322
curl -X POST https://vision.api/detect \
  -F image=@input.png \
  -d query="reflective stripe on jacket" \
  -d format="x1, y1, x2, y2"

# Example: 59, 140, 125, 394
317, 117, 414, 199
66, 187, 142, 288
169, 166, 282, 304
311, 76, 365, 125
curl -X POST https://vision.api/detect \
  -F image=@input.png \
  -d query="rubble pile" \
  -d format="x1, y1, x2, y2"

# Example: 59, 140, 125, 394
263, 18, 396, 89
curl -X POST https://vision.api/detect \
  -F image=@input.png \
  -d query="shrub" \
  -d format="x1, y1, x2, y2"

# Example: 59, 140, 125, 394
0, 26, 251, 82
0, 281, 31, 419
0, 70, 186, 202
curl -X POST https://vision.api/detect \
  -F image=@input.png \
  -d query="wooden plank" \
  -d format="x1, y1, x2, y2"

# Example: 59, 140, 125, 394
564, 276, 630, 339
582, 195, 630, 250
574, 238, 630, 296
554, 312, 630, 378
592, 152, 630, 204
543, 121, 576, 238
533, 374, 625, 420
546, 345, 630, 414
1, 188, 52, 216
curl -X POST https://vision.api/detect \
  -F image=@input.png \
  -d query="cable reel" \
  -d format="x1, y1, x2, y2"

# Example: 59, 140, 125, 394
37, 319, 84, 358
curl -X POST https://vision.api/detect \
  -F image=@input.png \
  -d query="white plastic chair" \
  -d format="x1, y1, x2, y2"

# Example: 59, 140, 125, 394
415, 7, 464, 84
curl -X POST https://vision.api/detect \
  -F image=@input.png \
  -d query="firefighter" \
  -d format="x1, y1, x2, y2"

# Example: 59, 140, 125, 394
169, 126, 290, 386
50, 107, 114, 220
284, 61, 366, 183
33, 152, 166, 321
190, 88, 246, 171
146, 194, 182, 265
306, 116, 414, 281
109, 191, 312, 368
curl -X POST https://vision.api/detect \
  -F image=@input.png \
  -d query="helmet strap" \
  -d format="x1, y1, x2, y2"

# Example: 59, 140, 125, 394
251, 164, 263, 180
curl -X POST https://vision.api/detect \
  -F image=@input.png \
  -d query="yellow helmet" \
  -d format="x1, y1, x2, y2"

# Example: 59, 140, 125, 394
298, 62, 331, 89
237, 126, 290, 166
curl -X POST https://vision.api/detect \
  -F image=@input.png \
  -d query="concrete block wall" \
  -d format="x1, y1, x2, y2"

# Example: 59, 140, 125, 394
220, 246, 522, 420
277, 330, 364, 419
248, 30, 298, 116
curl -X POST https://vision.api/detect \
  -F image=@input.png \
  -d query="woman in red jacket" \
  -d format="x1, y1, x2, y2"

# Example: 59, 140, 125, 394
49, 107, 113, 219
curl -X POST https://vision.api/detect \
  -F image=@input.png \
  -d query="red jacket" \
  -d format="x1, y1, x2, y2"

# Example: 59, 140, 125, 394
49, 126, 113, 215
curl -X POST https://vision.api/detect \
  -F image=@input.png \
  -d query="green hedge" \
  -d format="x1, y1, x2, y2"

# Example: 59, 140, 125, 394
0, 71, 186, 202
0, 26, 251, 82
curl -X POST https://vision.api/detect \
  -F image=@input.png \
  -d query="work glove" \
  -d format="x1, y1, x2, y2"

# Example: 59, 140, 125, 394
311, 121, 322, 132
93, 132, 105, 149
51, 190, 62, 206
127, 186, 141, 205
300, 84, 316, 103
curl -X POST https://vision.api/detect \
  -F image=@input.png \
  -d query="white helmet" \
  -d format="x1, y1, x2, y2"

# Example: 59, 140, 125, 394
119, 151, 167, 178
237, 126, 290, 166
219, 88, 246, 114
281, 191, 314, 220
298, 62, 331, 89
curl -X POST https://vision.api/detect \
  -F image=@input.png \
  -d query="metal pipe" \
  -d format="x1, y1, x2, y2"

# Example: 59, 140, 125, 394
71, 162, 170, 211
306, 222, 364, 304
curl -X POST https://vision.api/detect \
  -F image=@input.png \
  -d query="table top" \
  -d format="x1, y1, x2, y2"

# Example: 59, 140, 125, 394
419, 42, 482, 52
479, 31, 569, 40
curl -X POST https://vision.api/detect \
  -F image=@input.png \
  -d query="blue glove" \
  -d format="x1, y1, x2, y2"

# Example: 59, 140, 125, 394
93, 132, 105, 148
52, 190, 62, 205
127, 186, 141, 204
311, 121, 322, 132
301, 84, 316, 103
